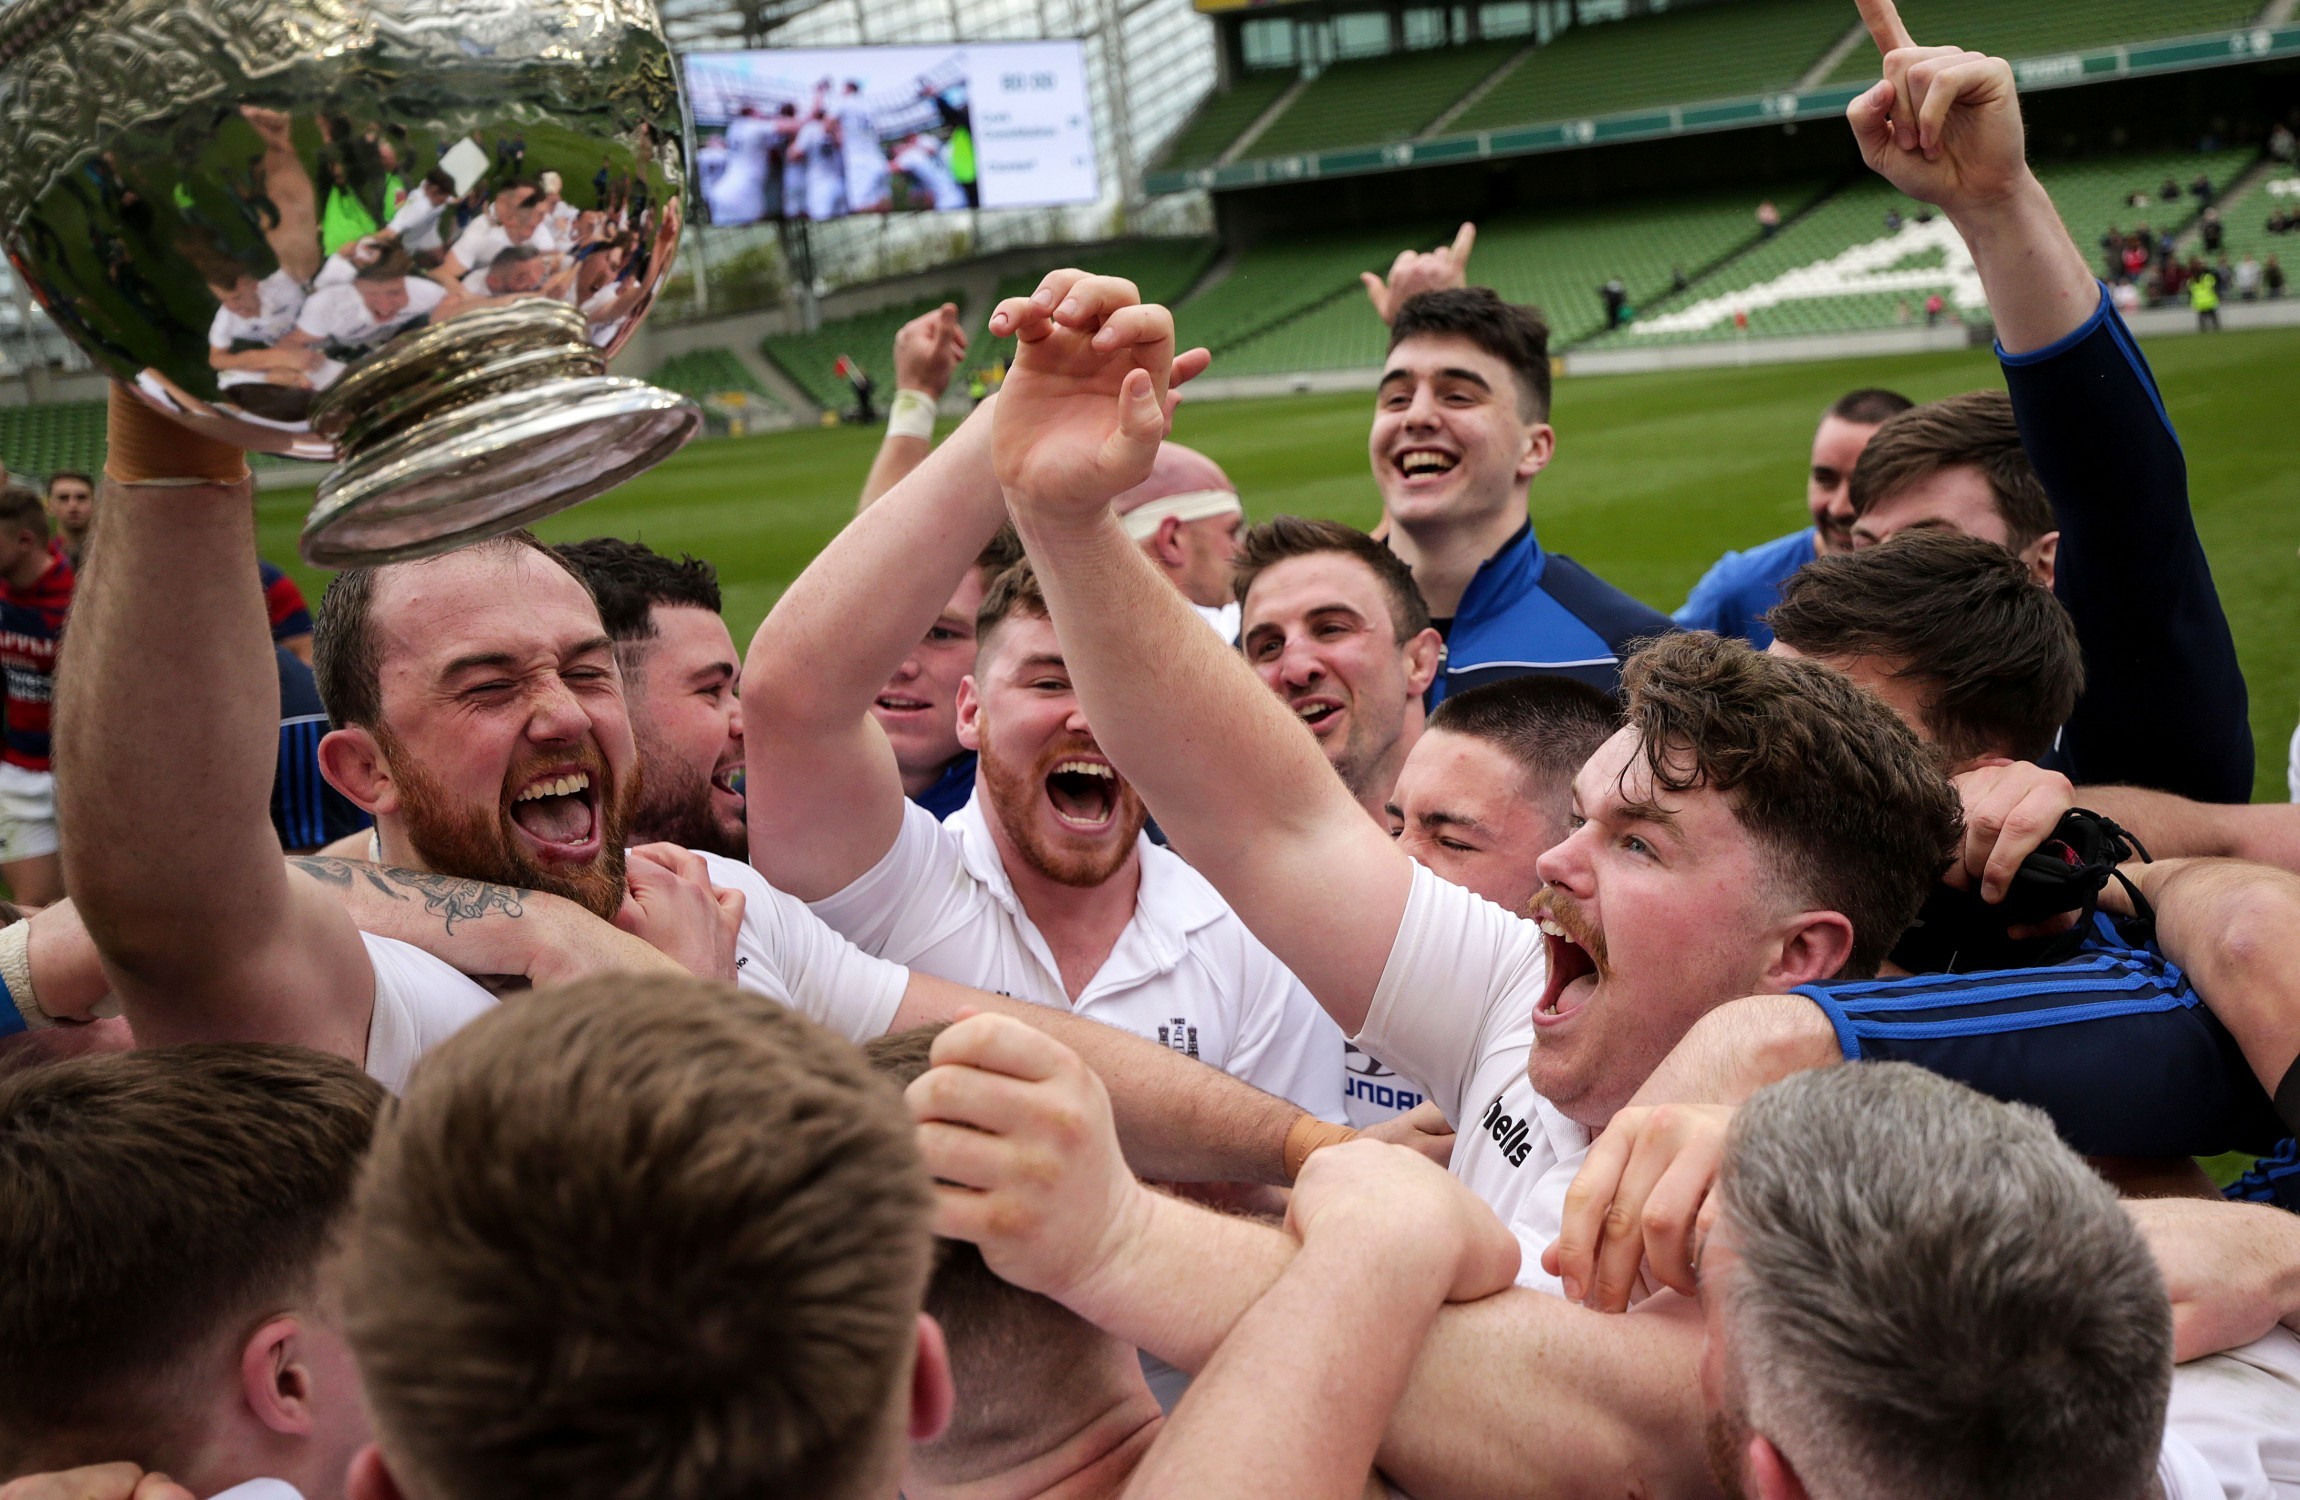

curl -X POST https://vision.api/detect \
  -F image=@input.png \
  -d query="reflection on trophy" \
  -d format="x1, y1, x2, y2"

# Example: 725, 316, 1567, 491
0, 0, 703, 563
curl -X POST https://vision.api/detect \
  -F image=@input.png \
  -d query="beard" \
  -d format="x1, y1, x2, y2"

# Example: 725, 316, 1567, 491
384, 729, 636, 920
631, 743, 747, 861
976, 731, 1147, 890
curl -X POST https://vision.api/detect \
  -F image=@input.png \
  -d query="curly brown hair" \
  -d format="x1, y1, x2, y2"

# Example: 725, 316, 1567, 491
1621, 633, 1961, 978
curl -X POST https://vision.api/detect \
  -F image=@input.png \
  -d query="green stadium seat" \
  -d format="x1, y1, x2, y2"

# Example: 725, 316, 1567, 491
649, 347, 780, 406
963, 239, 1220, 383
761, 296, 961, 411
0, 400, 109, 485
1208, 187, 1818, 373
1822, 0, 2266, 84
1249, 40, 1526, 158
1451, 0, 1849, 136
1155, 71, 1298, 171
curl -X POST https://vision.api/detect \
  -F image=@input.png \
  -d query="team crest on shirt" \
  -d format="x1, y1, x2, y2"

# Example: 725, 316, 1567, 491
1156, 1017, 1199, 1059
1479, 1092, 1535, 1168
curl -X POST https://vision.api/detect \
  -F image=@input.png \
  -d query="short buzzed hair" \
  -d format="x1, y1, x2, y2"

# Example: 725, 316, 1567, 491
973, 556, 1049, 660
1720, 1063, 2172, 1500
1767, 530, 2083, 763
1826, 387, 1914, 426
346, 976, 934, 1500
1847, 391, 2054, 550
1427, 674, 1620, 792
0, 486, 48, 541
1621, 633, 1960, 978
553, 537, 723, 644
1390, 287, 1553, 421
0, 1046, 384, 1473
44, 469, 93, 498
865, 1026, 1118, 1467
313, 530, 595, 729
1231, 515, 1431, 642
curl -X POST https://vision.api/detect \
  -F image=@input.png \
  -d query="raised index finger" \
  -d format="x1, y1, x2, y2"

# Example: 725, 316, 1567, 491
1856, 0, 1916, 56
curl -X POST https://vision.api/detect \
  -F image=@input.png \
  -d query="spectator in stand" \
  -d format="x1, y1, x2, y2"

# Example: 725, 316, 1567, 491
260, 559, 314, 663
2191, 171, 2216, 206
0, 486, 70, 906
1755, 199, 1781, 237
43, 471, 93, 573
1598, 277, 1627, 329
1923, 290, 1944, 324
2200, 206, 2224, 253
2159, 174, 2184, 202
1884, 206, 1904, 232
837, 352, 878, 424
2268, 254, 2287, 298
2273, 120, 2298, 163
2236, 253, 2263, 301
1674, 387, 1912, 647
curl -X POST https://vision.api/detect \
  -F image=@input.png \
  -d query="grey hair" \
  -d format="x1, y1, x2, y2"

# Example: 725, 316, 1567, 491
1716, 1063, 2171, 1500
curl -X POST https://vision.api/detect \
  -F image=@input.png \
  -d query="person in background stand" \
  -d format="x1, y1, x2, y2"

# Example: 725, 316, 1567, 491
43, 472, 94, 573
0, 486, 72, 906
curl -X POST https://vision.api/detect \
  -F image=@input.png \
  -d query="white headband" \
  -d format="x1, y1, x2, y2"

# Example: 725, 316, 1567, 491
1117, 488, 1243, 542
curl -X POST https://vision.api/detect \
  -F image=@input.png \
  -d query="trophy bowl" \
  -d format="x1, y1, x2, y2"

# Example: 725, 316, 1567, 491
0, 0, 703, 564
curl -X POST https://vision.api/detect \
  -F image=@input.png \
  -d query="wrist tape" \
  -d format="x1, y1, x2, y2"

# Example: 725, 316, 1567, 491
886, 387, 939, 442
104, 384, 251, 487
1283, 1116, 1359, 1181
0, 920, 43, 1035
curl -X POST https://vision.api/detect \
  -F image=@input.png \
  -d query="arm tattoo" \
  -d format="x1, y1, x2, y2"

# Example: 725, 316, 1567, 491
290, 857, 529, 934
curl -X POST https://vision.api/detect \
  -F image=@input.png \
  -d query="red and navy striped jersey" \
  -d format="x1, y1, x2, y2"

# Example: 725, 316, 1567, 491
260, 560, 314, 643
0, 553, 73, 772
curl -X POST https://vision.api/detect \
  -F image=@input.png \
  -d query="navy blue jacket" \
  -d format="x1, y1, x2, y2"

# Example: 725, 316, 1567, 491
2003, 284, 2252, 801
1431, 522, 1676, 703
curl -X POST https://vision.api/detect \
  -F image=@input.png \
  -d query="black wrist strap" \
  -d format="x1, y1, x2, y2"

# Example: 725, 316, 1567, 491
2277, 1056, 2300, 1139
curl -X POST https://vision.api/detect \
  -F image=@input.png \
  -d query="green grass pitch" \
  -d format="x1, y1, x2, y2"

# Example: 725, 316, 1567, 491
256, 323, 2300, 801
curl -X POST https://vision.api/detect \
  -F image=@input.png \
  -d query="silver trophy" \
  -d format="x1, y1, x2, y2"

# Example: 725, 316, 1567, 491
0, 0, 702, 563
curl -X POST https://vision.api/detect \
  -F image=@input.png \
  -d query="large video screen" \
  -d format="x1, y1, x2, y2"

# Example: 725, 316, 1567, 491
684, 42, 1100, 224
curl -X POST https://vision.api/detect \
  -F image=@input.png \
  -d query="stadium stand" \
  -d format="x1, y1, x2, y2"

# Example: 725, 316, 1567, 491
1585, 148, 2260, 346
1450, 0, 1850, 136
1820, 0, 2269, 84
649, 347, 782, 407
0, 400, 107, 484
1206, 187, 1819, 375
760, 293, 959, 411
1247, 40, 1526, 158
1153, 70, 1297, 171
1174, 227, 1447, 357
963, 237, 1219, 383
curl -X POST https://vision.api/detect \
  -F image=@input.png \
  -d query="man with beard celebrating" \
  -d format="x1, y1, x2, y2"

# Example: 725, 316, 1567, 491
980, 265, 1961, 1285
747, 363, 1346, 1124
52, 392, 1356, 1199
552, 538, 746, 858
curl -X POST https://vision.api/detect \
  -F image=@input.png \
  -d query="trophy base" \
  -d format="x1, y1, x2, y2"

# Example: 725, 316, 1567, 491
300, 375, 701, 567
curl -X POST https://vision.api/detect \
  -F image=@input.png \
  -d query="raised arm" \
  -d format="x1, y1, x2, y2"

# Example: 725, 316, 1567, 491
1847, 0, 2094, 353
55, 391, 375, 1059
1848, 0, 2251, 799
993, 271, 1410, 1032
856, 301, 968, 509
743, 400, 1002, 898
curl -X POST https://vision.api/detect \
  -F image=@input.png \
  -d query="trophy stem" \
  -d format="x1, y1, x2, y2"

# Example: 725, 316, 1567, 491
300, 299, 699, 567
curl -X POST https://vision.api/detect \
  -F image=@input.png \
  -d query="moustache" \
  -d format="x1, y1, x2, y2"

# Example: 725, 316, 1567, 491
1530, 885, 1612, 977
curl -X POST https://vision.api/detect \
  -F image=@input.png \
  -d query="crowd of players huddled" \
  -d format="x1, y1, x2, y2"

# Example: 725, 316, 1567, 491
4, 7, 2300, 1500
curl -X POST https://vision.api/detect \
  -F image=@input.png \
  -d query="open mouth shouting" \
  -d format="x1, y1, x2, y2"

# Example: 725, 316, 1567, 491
509, 766, 604, 864
1044, 755, 1122, 835
709, 757, 745, 810
1289, 693, 1347, 738
873, 691, 934, 717
1393, 447, 1461, 485
1531, 892, 1606, 1032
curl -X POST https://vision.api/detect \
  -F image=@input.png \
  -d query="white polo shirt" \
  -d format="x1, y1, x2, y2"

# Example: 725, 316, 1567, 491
2158, 1326, 2300, 1498
208, 270, 306, 388
1355, 862, 1583, 1292
810, 792, 1347, 1120
449, 215, 559, 271
357, 852, 909, 1095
